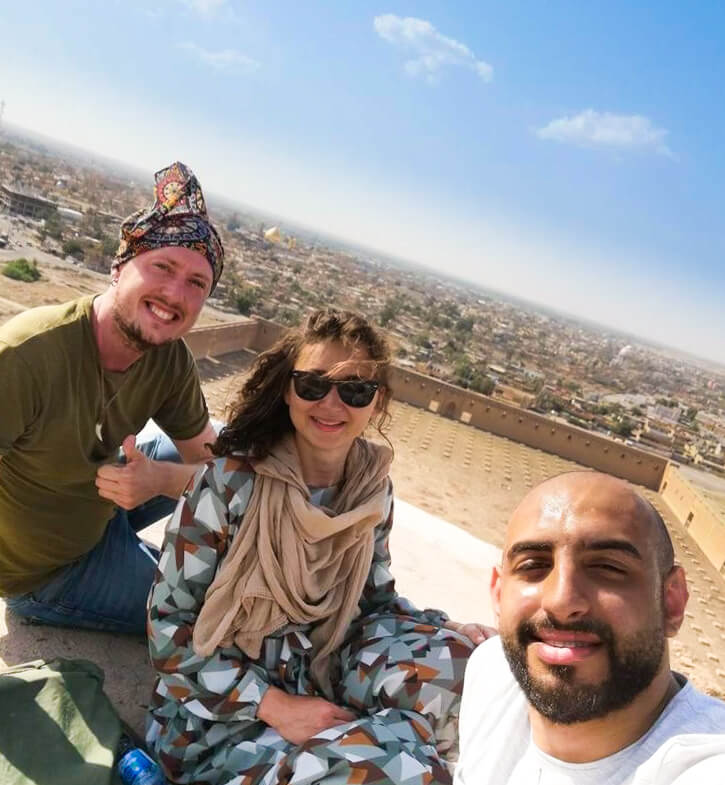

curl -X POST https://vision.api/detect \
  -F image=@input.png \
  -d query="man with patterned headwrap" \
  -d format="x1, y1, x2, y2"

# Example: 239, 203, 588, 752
0, 162, 225, 633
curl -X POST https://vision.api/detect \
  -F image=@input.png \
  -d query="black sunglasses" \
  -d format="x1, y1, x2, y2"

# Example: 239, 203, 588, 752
290, 371, 380, 408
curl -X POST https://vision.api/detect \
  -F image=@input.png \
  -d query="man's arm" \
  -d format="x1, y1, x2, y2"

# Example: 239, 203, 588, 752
172, 419, 217, 463
152, 419, 218, 498
95, 420, 217, 509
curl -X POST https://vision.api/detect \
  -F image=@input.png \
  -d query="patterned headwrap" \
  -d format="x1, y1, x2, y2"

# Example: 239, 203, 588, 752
113, 161, 224, 293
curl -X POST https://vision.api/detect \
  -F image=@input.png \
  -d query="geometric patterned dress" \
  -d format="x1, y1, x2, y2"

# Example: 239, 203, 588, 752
146, 457, 475, 785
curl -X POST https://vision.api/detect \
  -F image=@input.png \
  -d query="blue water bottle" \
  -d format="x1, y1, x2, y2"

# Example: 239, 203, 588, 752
117, 745, 166, 785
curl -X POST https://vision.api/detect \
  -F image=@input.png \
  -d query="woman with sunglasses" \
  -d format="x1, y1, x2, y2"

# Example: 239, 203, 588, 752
146, 308, 490, 785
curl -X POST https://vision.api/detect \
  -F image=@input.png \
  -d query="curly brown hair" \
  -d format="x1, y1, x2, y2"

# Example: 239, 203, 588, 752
212, 308, 393, 458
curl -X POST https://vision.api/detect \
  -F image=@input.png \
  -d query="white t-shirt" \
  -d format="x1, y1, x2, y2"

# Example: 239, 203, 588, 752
455, 637, 725, 785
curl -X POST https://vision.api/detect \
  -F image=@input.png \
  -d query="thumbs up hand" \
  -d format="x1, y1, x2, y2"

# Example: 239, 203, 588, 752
96, 434, 157, 510
121, 434, 144, 463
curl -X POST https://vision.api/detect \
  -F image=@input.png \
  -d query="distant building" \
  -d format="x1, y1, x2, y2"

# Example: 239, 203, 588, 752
96, 210, 124, 228
57, 206, 83, 223
0, 183, 57, 220
640, 425, 673, 448
647, 404, 681, 428
611, 344, 633, 365
263, 226, 282, 244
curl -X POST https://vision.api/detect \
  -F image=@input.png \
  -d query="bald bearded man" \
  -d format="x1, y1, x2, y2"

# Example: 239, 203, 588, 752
455, 471, 725, 785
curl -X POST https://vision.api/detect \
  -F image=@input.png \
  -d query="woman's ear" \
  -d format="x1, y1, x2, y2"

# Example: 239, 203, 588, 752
374, 386, 386, 415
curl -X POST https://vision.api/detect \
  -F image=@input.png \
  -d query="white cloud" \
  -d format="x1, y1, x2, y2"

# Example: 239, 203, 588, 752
373, 14, 493, 84
178, 0, 228, 14
536, 110, 674, 158
178, 42, 259, 72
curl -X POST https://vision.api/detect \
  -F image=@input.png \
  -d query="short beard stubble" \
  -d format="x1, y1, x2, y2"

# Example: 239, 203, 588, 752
501, 614, 665, 724
112, 302, 163, 354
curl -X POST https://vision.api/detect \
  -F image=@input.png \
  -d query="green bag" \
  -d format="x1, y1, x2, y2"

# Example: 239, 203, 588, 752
0, 658, 123, 785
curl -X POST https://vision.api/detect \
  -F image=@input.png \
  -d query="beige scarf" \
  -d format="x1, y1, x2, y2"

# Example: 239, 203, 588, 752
192, 433, 392, 694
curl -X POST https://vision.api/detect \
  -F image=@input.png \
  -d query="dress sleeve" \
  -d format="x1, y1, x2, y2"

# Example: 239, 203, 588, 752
357, 479, 449, 626
147, 460, 272, 722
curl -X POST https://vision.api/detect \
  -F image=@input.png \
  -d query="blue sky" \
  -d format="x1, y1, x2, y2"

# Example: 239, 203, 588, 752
1, 1, 724, 363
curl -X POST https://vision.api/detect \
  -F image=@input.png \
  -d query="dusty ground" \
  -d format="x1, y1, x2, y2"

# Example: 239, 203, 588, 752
1, 265, 724, 740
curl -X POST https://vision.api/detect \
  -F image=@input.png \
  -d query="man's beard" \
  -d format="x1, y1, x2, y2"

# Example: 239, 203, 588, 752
501, 613, 665, 724
112, 302, 169, 353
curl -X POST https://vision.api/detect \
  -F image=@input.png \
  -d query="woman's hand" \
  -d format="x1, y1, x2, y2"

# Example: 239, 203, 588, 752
444, 621, 498, 646
258, 686, 357, 745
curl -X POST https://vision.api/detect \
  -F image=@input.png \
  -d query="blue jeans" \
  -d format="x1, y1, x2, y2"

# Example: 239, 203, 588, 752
6, 422, 181, 635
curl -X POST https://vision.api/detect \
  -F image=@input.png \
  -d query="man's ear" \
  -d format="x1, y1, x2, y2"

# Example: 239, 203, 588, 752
663, 565, 688, 638
491, 565, 503, 626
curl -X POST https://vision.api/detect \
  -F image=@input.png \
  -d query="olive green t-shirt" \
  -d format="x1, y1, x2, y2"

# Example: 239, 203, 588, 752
0, 296, 209, 596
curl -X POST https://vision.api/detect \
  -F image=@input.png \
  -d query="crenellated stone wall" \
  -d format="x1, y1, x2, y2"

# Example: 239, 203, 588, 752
185, 317, 286, 358
387, 365, 667, 490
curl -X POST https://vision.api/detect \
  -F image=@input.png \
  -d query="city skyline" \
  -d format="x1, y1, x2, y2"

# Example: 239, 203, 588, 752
1, 1, 723, 363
